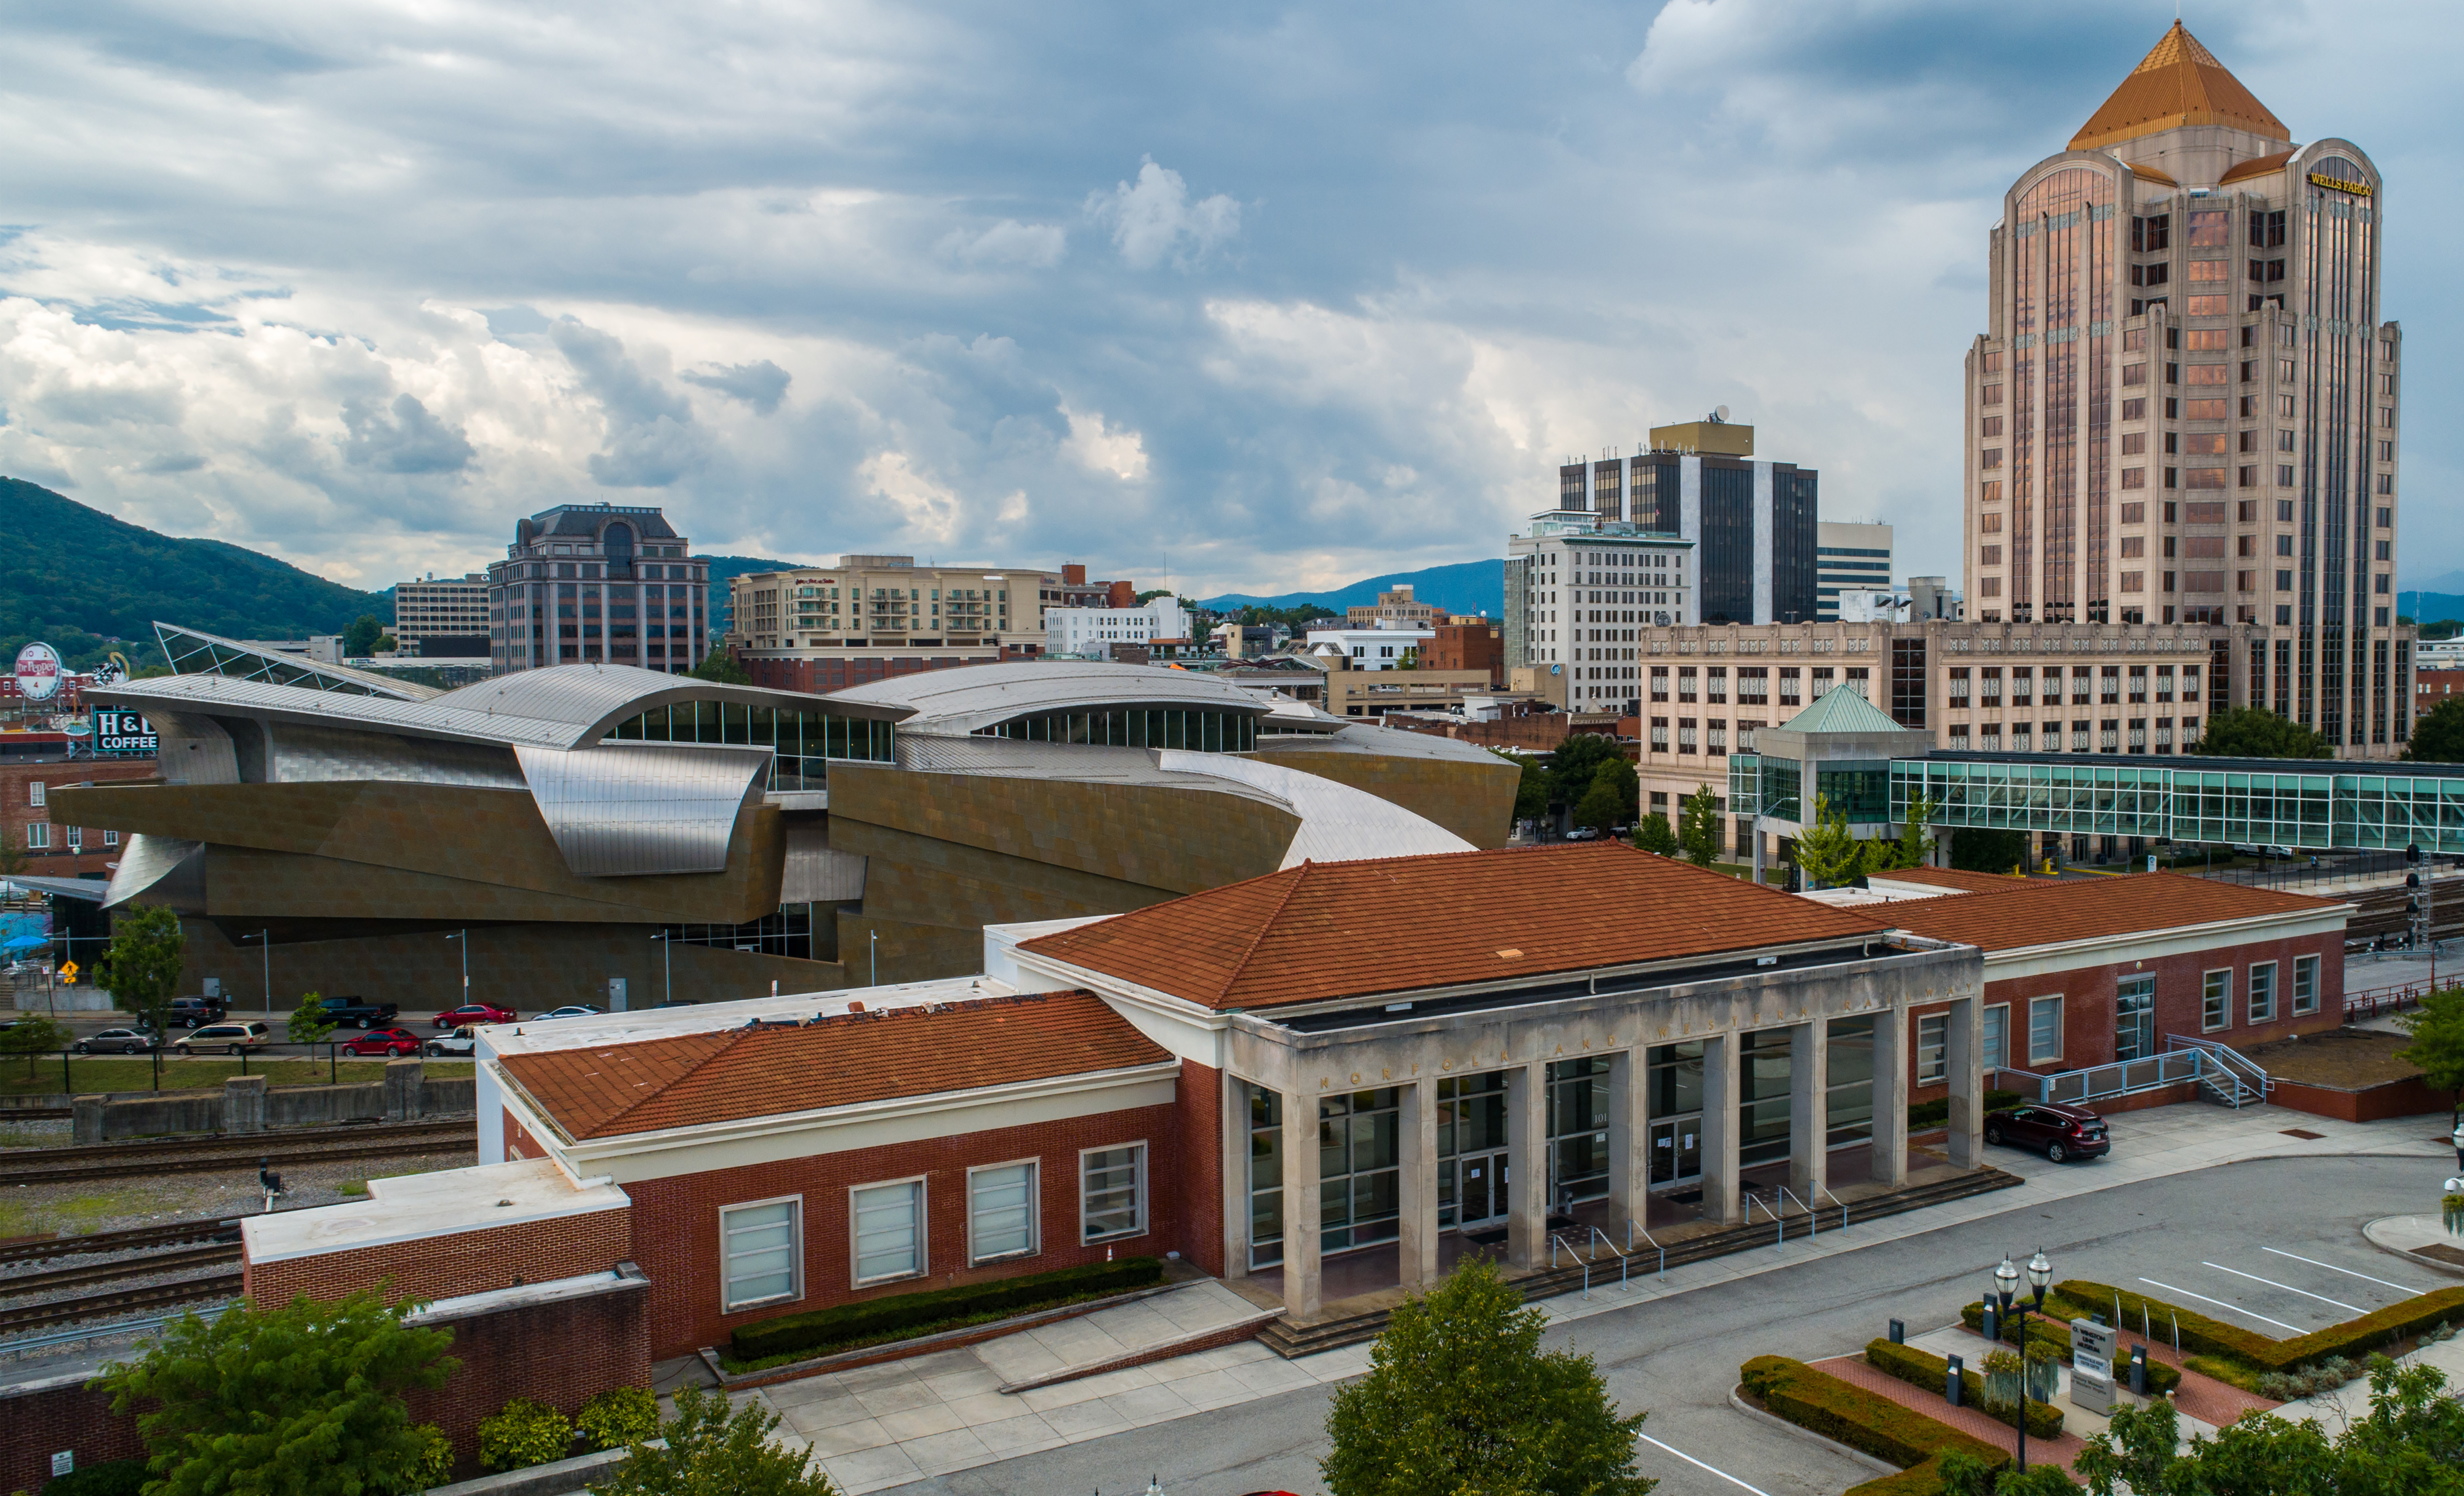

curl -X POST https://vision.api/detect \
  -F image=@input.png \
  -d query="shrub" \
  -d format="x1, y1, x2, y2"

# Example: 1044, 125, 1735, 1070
479, 1396, 574, 1472
2257, 1356, 2362, 1401
1738, 1355, 2008, 1475
1959, 1297, 2181, 1393
579, 1386, 662, 1451
1906, 1090, 2023, 1130
42, 1462, 150, 1496
408, 1423, 453, 1490
2057, 1279, 2274, 1364
2069, 1277, 2464, 1374
730, 1257, 1163, 1364
1864, 1340, 2062, 1439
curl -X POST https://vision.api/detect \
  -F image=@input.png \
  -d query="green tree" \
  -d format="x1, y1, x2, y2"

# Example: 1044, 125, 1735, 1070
287, 990, 337, 1046
1320, 1258, 1654, 1496
0, 1014, 69, 1075
96, 1288, 458, 1496
342, 614, 385, 657
2405, 696, 2464, 764
1936, 1448, 2081, 1495
2397, 985, 2464, 1128
1489, 749, 1549, 824
689, 649, 753, 685
1951, 826, 2033, 875
1882, 795, 1938, 872
1790, 794, 1869, 890
1574, 775, 1624, 833
0, 825, 24, 877
2190, 705, 2334, 760
1633, 814, 1680, 856
595, 1385, 839, 1496
2072, 1356, 2459, 1494
1548, 734, 1627, 809
1679, 783, 1721, 868
98, 905, 185, 1038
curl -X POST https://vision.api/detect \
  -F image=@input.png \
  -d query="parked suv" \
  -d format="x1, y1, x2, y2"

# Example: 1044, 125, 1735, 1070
426, 1026, 479, 1059
172, 1021, 272, 1056
1983, 1101, 2111, 1163
168, 997, 227, 1029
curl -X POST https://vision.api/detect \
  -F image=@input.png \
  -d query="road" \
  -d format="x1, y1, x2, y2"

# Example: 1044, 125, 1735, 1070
879, 1153, 2448, 1496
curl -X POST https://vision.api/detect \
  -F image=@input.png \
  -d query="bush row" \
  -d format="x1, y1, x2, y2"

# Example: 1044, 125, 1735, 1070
1956, 1297, 2182, 1393
1862, 1338, 2063, 1438
2065, 1276, 2464, 1375
1905, 1090, 2023, 1130
731, 1257, 1164, 1363
1739, 1354, 2009, 1480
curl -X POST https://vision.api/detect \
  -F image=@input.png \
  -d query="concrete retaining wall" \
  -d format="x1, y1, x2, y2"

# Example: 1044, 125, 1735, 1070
71, 1070, 478, 1142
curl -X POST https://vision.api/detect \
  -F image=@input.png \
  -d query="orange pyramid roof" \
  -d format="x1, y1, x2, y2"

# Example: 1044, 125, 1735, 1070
2070, 22, 2289, 151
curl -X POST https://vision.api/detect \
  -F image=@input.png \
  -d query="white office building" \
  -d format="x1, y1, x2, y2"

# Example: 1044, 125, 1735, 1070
1047, 598, 1194, 657
1817, 523, 1895, 622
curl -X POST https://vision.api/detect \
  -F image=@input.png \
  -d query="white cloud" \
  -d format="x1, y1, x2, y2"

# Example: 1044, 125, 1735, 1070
1087, 158, 1242, 271
936, 219, 1067, 269
1059, 405, 1149, 481
858, 450, 962, 544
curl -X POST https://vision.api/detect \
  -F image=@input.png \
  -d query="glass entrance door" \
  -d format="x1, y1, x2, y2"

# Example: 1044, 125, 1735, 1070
2115, 976, 2155, 1062
1649, 1117, 1702, 1187
1455, 1150, 1510, 1229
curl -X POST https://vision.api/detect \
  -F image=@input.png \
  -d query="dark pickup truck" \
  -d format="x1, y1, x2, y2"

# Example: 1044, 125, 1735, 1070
316, 996, 401, 1029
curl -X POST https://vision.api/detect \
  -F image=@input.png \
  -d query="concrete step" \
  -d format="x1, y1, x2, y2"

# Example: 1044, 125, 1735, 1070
1256, 1166, 2025, 1358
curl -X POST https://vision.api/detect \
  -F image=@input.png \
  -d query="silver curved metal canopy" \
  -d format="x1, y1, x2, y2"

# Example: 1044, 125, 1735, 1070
828, 660, 1268, 736
515, 741, 772, 877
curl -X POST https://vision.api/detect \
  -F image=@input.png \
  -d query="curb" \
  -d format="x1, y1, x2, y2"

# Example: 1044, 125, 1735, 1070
1724, 1386, 1900, 1477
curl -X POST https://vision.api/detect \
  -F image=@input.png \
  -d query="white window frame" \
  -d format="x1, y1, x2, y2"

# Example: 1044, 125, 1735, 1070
1079, 1142, 1149, 1244
2028, 994, 2064, 1066
849, 1176, 928, 1287
64, 825, 81, 851
102, 829, 118, 848
2202, 969, 2232, 1032
2292, 954, 2320, 1015
24, 823, 48, 850
718, 1194, 803, 1313
1982, 1001, 2010, 1073
2248, 961, 2277, 1025
1916, 1014, 1948, 1086
965, 1157, 1041, 1267
26, 782, 43, 808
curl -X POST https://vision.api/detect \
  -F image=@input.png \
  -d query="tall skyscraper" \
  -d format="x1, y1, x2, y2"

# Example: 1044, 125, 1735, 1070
1963, 22, 2406, 752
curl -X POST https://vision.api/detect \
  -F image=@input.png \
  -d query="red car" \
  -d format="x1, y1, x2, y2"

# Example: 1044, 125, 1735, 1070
1983, 1101, 2112, 1163
433, 1002, 518, 1030
339, 1027, 426, 1057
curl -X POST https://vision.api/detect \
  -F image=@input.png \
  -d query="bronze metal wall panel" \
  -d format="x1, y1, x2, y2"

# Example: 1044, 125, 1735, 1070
1237, 750, 1518, 849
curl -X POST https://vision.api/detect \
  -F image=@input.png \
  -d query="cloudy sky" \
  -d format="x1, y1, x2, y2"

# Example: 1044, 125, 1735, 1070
2, 0, 2456, 598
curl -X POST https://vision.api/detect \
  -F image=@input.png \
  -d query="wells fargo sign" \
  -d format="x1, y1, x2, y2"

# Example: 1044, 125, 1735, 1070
2308, 171, 2371, 197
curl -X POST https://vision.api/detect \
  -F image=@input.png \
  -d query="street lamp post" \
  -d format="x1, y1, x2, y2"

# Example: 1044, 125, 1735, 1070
650, 932, 673, 1008
1991, 1248, 2054, 1471
240, 930, 270, 1014
444, 931, 469, 1004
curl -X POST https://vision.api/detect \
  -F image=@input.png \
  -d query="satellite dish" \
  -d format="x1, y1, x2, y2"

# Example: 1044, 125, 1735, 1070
1714, 405, 1731, 422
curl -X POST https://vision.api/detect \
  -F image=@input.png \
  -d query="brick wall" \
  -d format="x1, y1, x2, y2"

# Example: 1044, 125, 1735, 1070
0, 757, 158, 875
626, 1091, 1196, 1359
0, 1377, 145, 1494
1174, 1060, 1226, 1276
245, 1204, 632, 1307
405, 1276, 652, 1467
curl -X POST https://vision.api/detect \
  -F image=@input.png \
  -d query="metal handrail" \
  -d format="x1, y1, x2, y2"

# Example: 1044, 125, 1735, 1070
1628, 1216, 1666, 1280
1587, 1225, 1630, 1292
1816, 1181, 1848, 1232
1549, 1232, 1591, 1296
1996, 1049, 2208, 1107
1746, 1192, 1782, 1250
2164, 1033, 2273, 1103
2347, 979, 2429, 1018
1776, 1184, 1812, 1239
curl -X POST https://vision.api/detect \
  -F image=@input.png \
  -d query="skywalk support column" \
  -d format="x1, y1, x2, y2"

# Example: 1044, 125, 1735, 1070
1788, 1020, 1829, 1198
1224, 1078, 1252, 1280
1504, 1062, 1550, 1270
1396, 1079, 1439, 1290
1870, 1004, 1909, 1189
1700, 1033, 1742, 1226
1607, 1049, 1649, 1235
1280, 1089, 1322, 1316
1946, 997, 1985, 1170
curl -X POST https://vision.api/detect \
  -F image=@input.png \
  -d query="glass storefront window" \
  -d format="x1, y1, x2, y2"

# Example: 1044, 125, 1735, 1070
973, 708, 1259, 753
1547, 1059, 1612, 1205
608, 701, 895, 791
1317, 1090, 1400, 1253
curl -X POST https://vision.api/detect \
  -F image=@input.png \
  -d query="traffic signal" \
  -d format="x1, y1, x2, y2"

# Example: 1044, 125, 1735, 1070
2409, 871, 2423, 890
2410, 843, 2423, 863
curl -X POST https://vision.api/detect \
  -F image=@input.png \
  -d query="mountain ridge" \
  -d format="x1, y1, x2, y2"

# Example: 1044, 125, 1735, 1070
1200, 559, 1502, 618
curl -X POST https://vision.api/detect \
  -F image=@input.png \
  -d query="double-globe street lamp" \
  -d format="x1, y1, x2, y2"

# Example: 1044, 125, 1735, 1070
1991, 1247, 2054, 1472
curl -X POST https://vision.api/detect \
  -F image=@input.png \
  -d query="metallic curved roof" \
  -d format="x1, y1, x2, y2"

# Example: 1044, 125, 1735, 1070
433, 665, 907, 743
154, 622, 442, 701
828, 661, 1268, 736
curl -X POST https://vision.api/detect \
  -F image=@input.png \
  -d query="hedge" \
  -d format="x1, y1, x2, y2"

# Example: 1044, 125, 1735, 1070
2066, 1277, 2464, 1373
1864, 1338, 2063, 1438
43, 1464, 150, 1496
1957, 1298, 2181, 1393
731, 1256, 1164, 1363
1739, 1354, 2009, 1477
1906, 1089, 2023, 1131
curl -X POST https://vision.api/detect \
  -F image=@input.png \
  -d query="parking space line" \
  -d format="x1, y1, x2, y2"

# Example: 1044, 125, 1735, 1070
2201, 1262, 2361, 1314
1641, 1434, 1774, 1496
2139, 1277, 2304, 1334
2260, 1247, 2424, 1295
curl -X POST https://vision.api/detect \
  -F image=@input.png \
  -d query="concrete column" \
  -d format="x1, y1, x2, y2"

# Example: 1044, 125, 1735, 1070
1396, 1080, 1439, 1290
1946, 997, 1985, 1170
1223, 1078, 1253, 1280
224, 1075, 265, 1135
71, 1094, 105, 1146
1788, 1020, 1829, 1198
1280, 1090, 1322, 1317
1607, 1048, 1650, 1235
1700, 1033, 1742, 1226
1870, 1004, 1909, 1190
1504, 1061, 1550, 1270
383, 1058, 424, 1124
1751, 822, 1766, 884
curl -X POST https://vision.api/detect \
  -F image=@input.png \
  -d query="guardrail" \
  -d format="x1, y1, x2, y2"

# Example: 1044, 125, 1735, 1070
2163, 1033, 2272, 1106
1993, 1051, 2208, 1107
2347, 979, 2432, 1019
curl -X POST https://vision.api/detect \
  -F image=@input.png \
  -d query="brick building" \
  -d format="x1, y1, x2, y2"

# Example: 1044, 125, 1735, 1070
2415, 668, 2464, 715
1421, 619, 1504, 687
0, 754, 158, 876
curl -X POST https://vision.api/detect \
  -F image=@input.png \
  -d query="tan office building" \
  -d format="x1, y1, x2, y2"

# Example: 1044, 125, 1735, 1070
391, 572, 490, 657
1962, 21, 2408, 754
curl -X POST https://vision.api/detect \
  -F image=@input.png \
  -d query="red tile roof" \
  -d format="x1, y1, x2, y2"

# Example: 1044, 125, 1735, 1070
500, 992, 1172, 1140
1018, 843, 1895, 1011
1884, 872, 2341, 954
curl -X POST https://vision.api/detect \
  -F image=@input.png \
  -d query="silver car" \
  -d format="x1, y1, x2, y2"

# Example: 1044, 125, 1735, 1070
74, 1028, 159, 1054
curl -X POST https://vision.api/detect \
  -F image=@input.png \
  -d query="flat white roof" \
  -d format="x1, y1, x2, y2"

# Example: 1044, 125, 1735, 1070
482, 974, 1018, 1060
241, 1157, 628, 1264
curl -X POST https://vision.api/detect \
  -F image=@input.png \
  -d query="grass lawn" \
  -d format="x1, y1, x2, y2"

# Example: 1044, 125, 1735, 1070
0, 1187, 162, 1239
0, 1055, 476, 1098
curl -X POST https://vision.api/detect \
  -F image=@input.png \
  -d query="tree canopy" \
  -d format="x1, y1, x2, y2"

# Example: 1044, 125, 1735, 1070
1490, 748, 1549, 823
100, 905, 186, 1038
1573, 757, 1640, 832
1321, 1258, 1654, 1496
689, 649, 753, 685
1547, 734, 1627, 808
2398, 985, 2464, 1124
2072, 1358, 2464, 1496
594, 1385, 840, 1496
2405, 697, 2464, 764
1951, 826, 2034, 875
1633, 814, 1680, 856
1679, 784, 1721, 868
2190, 705, 2334, 760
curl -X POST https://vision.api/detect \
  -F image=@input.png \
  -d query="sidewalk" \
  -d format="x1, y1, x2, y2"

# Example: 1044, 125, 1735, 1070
738, 1103, 2443, 1495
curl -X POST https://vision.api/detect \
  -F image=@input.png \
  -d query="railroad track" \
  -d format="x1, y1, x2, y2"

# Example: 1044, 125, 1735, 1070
0, 1122, 476, 1186
0, 1243, 242, 1299
0, 1217, 241, 1267
0, 1274, 243, 1335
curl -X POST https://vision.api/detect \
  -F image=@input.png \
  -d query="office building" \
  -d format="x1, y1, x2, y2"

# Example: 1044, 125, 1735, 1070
1046, 598, 1194, 658
1816, 523, 1894, 622
1503, 511, 1695, 715
1303, 625, 1436, 672
392, 572, 492, 659
486, 504, 709, 675
1962, 20, 2408, 753
1345, 585, 1441, 628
